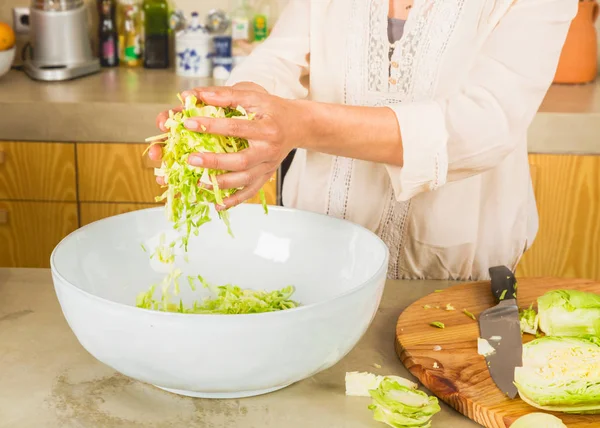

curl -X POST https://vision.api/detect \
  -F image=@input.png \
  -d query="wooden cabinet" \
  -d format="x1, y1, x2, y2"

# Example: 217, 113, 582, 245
0, 141, 76, 201
517, 154, 600, 280
77, 143, 162, 203
0, 140, 597, 278
76, 142, 277, 206
0, 201, 78, 268
80, 202, 162, 226
0, 140, 278, 268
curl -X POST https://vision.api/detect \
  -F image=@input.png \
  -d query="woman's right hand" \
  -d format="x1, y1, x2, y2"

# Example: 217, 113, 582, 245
149, 81, 268, 185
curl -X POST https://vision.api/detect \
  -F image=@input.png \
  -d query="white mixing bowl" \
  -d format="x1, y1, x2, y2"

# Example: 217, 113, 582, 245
51, 205, 389, 398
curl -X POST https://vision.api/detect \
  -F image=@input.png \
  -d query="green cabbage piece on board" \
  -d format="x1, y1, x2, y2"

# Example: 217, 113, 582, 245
511, 413, 567, 428
514, 335, 600, 414
367, 377, 441, 428
519, 303, 539, 335
145, 94, 268, 252
537, 290, 600, 337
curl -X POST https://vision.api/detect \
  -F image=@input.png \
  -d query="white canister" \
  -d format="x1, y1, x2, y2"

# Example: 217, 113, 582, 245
175, 29, 213, 78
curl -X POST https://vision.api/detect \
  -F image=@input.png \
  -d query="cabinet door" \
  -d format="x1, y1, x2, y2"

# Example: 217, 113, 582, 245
77, 143, 162, 203
517, 154, 600, 280
80, 202, 162, 226
0, 201, 78, 268
77, 142, 278, 205
0, 142, 76, 201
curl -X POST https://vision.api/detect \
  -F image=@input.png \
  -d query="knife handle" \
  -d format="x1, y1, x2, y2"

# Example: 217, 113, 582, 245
489, 265, 517, 303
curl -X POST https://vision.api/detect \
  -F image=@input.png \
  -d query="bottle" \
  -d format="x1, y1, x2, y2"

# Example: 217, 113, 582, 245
142, 0, 169, 69
231, 0, 253, 63
98, 0, 119, 67
252, 0, 270, 43
231, 0, 252, 42
118, 0, 142, 67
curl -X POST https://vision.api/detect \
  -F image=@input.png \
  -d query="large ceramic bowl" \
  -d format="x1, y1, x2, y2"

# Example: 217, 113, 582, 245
51, 205, 389, 398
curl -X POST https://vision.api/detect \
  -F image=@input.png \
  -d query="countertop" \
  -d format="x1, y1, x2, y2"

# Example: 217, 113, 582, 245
0, 68, 599, 154
0, 268, 480, 428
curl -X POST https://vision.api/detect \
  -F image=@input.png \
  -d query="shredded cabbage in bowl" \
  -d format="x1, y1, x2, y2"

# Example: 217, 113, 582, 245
135, 95, 297, 315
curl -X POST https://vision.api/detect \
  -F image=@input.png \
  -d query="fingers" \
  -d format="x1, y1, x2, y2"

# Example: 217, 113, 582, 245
181, 86, 261, 110
156, 106, 183, 131
148, 144, 163, 161
188, 148, 263, 172
214, 163, 273, 190
183, 116, 265, 140
231, 81, 268, 94
217, 174, 271, 210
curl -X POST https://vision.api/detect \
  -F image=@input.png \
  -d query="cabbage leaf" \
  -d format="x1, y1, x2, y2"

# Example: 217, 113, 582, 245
537, 290, 600, 337
367, 377, 441, 427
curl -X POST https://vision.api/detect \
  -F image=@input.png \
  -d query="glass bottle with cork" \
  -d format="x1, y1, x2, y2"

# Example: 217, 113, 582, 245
98, 0, 119, 67
142, 0, 170, 69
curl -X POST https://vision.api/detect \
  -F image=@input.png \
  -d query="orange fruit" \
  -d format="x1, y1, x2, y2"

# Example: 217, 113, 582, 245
0, 22, 15, 51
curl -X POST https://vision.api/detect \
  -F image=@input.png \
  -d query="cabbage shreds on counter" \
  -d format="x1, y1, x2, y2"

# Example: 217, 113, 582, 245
344, 372, 441, 428
145, 94, 268, 251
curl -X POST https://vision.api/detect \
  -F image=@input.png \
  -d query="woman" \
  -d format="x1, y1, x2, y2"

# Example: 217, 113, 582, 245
150, 0, 577, 280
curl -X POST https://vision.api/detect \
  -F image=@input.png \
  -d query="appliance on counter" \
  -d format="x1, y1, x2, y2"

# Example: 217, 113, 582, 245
24, 0, 100, 81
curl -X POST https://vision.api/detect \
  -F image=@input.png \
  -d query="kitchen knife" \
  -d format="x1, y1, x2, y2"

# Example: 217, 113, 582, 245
478, 265, 522, 399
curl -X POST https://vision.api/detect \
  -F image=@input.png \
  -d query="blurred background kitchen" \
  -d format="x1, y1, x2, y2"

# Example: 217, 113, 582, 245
0, 0, 599, 283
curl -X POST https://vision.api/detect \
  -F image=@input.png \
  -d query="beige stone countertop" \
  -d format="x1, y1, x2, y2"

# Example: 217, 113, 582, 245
0, 268, 480, 428
0, 68, 598, 154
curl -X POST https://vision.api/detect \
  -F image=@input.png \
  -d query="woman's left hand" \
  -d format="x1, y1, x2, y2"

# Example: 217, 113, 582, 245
180, 86, 309, 210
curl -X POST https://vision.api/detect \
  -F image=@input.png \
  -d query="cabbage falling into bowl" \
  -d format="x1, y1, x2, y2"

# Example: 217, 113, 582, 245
50, 205, 389, 398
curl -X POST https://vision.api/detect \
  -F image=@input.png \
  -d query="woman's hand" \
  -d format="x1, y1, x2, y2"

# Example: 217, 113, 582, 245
149, 81, 268, 170
151, 83, 311, 209
151, 82, 405, 209
180, 86, 309, 209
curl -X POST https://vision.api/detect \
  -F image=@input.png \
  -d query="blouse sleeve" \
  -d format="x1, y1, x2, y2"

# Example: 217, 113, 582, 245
226, 0, 310, 100
385, 0, 578, 202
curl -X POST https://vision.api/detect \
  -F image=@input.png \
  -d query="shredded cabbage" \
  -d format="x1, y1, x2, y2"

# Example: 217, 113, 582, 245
134, 95, 295, 315
145, 94, 268, 250
519, 303, 539, 335
136, 276, 298, 314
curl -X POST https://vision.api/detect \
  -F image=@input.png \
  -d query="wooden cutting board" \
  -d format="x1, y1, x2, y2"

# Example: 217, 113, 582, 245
395, 277, 600, 428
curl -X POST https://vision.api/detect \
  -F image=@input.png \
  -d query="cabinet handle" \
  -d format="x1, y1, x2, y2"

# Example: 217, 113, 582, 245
0, 209, 7, 224
0, 150, 5, 165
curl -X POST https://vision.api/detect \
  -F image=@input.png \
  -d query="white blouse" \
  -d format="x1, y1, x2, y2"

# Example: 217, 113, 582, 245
226, 0, 577, 280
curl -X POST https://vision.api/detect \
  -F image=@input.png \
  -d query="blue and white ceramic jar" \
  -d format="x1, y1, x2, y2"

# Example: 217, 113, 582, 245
175, 13, 213, 78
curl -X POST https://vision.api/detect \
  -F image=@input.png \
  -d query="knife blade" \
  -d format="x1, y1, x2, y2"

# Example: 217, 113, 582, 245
478, 265, 522, 399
